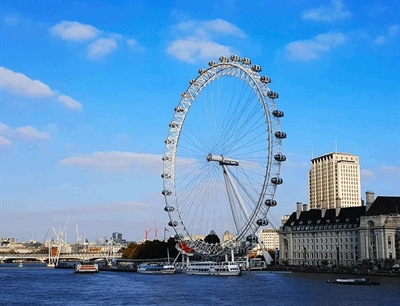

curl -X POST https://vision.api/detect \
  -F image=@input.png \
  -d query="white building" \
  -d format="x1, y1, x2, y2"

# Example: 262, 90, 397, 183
309, 152, 361, 209
258, 228, 279, 250
278, 194, 400, 268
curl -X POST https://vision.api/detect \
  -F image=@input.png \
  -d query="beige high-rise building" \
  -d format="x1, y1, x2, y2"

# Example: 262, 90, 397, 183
258, 228, 279, 250
308, 152, 361, 209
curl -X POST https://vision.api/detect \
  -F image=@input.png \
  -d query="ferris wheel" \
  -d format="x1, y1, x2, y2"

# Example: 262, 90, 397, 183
162, 55, 286, 259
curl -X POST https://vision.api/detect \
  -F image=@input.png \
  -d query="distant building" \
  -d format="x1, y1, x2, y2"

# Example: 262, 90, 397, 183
223, 231, 234, 242
258, 228, 279, 250
309, 152, 361, 209
278, 193, 400, 268
112, 232, 123, 242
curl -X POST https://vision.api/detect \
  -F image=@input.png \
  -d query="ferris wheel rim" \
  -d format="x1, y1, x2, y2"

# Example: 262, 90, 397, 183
162, 55, 285, 258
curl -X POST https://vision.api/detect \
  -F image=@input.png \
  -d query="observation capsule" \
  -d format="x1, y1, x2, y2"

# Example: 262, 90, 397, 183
241, 57, 251, 65
208, 61, 218, 67
174, 107, 184, 113
230, 55, 240, 62
169, 122, 179, 129
174, 234, 183, 240
164, 206, 174, 212
168, 220, 178, 227
161, 173, 171, 179
272, 110, 284, 117
198, 69, 206, 75
162, 190, 172, 196
267, 91, 279, 99
246, 234, 258, 243
181, 92, 191, 98
265, 199, 277, 207
271, 177, 283, 185
189, 79, 196, 85
219, 56, 229, 63
275, 131, 287, 139
274, 154, 287, 162
165, 138, 175, 144
162, 155, 172, 162
256, 219, 269, 226
251, 65, 262, 72
260, 76, 271, 84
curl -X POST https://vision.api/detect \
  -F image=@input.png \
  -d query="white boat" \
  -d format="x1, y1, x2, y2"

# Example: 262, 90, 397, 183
327, 277, 380, 285
185, 261, 241, 276
137, 263, 176, 274
74, 263, 99, 273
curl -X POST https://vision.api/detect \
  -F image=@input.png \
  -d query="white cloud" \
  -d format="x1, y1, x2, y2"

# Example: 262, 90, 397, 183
58, 94, 83, 111
87, 38, 118, 59
61, 151, 162, 173
0, 122, 50, 144
14, 126, 50, 141
361, 169, 374, 179
373, 35, 386, 45
374, 24, 400, 45
4, 15, 20, 26
127, 39, 137, 47
50, 21, 100, 41
0, 135, 12, 147
361, 164, 400, 196
0, 66, 83, 110
388, 24, 400, 36
0, 122, 13, 135
167, 38, 234, 63
205, 19, 246, 37
167, 18, 244, 63
50, 21, 141, 60
285, 32, 346, 62
0, 66, 54, 98
302, 0, 351, 22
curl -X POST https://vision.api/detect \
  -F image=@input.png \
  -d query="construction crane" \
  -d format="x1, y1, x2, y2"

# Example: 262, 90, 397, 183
144, 226, 152, 241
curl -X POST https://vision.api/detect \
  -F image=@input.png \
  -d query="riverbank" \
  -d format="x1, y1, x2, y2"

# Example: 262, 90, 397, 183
263, 265, 400, 277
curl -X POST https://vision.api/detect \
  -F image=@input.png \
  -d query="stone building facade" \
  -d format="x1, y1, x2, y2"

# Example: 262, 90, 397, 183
278, 194, 400, 268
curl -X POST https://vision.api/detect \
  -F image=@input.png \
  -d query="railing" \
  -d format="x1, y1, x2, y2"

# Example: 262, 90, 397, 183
0, 253, 122, 262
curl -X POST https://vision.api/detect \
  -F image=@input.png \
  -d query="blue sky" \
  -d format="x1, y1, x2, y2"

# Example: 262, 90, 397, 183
1, 0, 399, 243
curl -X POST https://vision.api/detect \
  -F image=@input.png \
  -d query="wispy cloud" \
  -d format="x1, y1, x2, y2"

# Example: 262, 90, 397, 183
167, 18, 245, 63
302, 0, 351, 22
0, 135, 12, 147
361, 163, 400, 195
50, 21, 100, 41
0, 122, 50, 146
0, 66, 83, 111
373, 24, 400, 45
285, 32, 346, 62
3, 15, 20, 26
50, 21, 140, 60
0, 66, 53, 98
88, 38, 118, 59
61, 151, 163, 173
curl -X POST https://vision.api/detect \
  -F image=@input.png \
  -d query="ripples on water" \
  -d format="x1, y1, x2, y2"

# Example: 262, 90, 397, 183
1, 264, 400, 306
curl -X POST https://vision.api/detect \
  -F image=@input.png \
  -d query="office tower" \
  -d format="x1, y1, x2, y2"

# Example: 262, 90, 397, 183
308, 152, 361, 209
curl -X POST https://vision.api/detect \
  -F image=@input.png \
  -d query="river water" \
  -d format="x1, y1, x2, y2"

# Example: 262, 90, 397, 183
1, 264, 399, 306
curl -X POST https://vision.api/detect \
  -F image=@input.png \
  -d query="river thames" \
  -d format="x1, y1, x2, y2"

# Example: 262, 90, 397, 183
1, 264, 400, 306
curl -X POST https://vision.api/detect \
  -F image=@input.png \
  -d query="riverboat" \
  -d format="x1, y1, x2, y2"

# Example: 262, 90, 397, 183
185, 261, 241, 276
327, 278, 380, 285
137, 263, 176, 274
74, 263, 99, 273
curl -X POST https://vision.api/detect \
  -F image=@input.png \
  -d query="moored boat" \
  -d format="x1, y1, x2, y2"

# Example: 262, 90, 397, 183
185, 261, 241, 276
137, 263, 176, 274
75, 263, 99, 273
327, 278, 380, 285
